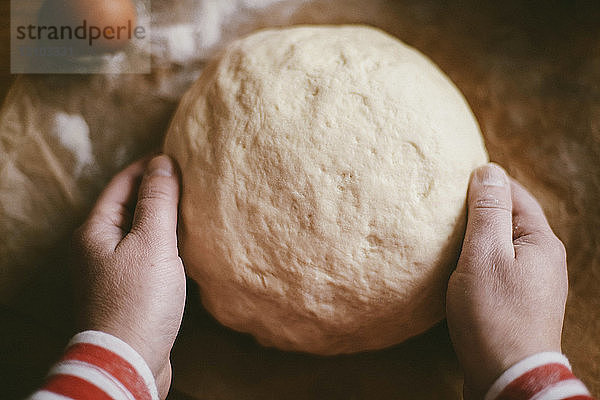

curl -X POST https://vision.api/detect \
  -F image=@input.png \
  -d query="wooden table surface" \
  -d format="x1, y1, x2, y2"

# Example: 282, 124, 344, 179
1, 1, 599, 399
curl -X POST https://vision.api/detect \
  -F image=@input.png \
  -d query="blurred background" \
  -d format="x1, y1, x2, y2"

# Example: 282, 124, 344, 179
0, 0, 598, 399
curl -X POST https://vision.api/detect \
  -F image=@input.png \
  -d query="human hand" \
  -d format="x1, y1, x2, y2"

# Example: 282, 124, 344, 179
446, 163, 568, 399
71, 154, 185, 399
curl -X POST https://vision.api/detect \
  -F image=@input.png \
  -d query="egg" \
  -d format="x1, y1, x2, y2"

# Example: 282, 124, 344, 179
38, 0, 138, 53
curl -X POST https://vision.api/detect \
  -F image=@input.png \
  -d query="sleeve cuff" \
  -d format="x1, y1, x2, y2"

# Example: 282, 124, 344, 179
29, 330, 159, 400
484, 352, 593, 400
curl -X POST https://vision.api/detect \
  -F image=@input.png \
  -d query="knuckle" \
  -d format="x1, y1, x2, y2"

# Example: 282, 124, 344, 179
544, 233, 567, 259
140, 180, 174, 202
71, 220, 110, 260
129, 218, 162, 243
555, 237, 567, 258
473, 196, 511, 212
72, 223, 93, 250
72, 224, 85, 243
458, 242, 510, 274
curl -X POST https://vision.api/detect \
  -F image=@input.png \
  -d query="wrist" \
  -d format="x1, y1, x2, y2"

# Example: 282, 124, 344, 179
87, 323, 170, 385
460, 337, 563, 399
481, 352, 592, 400
483, 352, 570, 400
50, 330, 160, 400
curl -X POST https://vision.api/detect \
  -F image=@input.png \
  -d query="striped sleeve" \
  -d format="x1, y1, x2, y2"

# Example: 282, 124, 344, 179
27, 330, 159, 400
484, 352, 595, 400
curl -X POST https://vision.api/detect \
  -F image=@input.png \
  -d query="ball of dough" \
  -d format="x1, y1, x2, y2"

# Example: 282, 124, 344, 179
164, 25, 488, 355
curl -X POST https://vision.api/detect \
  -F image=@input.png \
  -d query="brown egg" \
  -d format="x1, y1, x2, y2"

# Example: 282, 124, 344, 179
38, 0, 138, 53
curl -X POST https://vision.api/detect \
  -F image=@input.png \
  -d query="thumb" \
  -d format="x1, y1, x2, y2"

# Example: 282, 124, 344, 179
461, 163, 514, 263
131, 154, 180, 245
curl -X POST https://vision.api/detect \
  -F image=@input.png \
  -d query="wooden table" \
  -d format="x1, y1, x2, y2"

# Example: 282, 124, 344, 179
1, 1, 599, 399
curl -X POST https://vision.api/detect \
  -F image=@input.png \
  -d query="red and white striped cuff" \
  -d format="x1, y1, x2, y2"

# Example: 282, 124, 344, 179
27, 330, 159, 400
485, 352, 593, 400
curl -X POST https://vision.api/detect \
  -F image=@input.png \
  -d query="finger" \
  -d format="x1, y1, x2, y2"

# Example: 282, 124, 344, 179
86, 157, 151, 247
510, 178, 556, 252
130, 154, 180, 247
462, 163, 514, 260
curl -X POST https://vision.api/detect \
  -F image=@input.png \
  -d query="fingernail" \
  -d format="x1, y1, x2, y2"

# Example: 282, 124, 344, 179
147, 155, 174, 177
476, 163, 507, 187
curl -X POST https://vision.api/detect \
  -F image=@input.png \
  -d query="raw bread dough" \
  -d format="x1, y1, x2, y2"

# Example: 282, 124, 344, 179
164, 25, 488, 354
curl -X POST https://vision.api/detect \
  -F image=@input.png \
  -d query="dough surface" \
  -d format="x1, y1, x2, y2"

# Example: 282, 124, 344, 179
164, 25, 488, 355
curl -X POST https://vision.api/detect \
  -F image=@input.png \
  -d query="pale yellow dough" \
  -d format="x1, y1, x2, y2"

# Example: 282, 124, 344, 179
164, 25, 488, 355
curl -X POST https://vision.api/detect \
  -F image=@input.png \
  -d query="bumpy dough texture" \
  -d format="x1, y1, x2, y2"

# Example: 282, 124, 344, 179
164, 25, 488, 355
